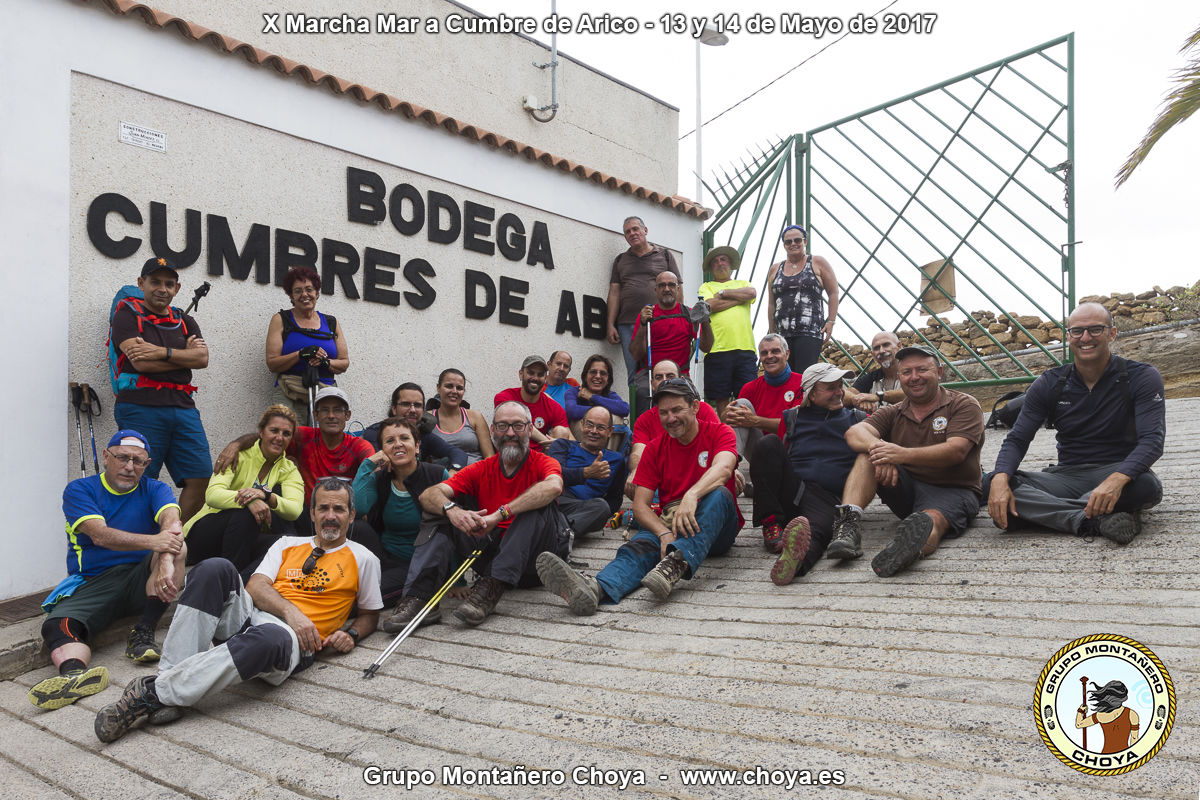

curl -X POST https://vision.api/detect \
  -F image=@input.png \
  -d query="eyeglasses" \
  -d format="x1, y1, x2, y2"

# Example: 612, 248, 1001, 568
493, 421, 529, 432
586, 369, 609, 377
291, 287, 317, 296
657, 282, 678, 289
106, 450, 150, 468
393, 401, 423, 409
581, 421, 610, 431
1066, 324, 1111, 338
783, 238, 805, 245
301, 547, 326, 575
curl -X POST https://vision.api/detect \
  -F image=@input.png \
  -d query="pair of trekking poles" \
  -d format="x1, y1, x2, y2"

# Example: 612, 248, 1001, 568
69, 383, 102, 475
363, 525, 493, 679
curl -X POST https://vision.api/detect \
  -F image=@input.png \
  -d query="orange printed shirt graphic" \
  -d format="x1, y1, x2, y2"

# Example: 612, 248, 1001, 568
254, 537, 382, 639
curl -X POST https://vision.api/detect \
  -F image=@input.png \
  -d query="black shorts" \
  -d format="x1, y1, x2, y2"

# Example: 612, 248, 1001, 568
44, 554, 153, 640
703, 349, 758, 400
876, 467, 980, 538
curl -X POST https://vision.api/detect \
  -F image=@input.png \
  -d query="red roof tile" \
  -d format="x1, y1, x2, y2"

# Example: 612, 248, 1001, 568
80, 0, 710, 219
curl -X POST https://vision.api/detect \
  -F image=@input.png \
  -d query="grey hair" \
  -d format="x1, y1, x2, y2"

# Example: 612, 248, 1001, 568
493, 400, 532, 423
622, 216, 646, 229
759, 333, 790, 353
310, 477, 354, 517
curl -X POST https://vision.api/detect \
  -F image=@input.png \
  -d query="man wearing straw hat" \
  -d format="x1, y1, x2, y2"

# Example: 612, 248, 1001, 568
698, 246, 758, 418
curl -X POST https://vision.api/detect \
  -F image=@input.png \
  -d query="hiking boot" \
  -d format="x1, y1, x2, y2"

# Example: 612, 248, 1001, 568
872, 512, 933, 577
536, 552, 601, 616
382, 596, 440, 633
94, 675, 164, 743
453, 576, 506, 626
125, 625, 161, 662
771, 516, 812, 586
825, 506, 863, 560
640, 551, 689, 600
1079, 512, 1141, 545
761, 521, 784, 553
28, 666, 109, 711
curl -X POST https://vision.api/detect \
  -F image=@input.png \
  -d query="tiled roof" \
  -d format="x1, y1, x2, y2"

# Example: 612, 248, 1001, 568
80, 0, 710, 219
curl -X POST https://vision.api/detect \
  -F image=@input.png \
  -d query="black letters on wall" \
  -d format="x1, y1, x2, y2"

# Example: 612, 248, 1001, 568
87, 193, 142, 258
86, 169, 613, 339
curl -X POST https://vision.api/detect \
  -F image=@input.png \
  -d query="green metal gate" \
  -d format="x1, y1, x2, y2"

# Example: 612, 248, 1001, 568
704, 34, 1075, 388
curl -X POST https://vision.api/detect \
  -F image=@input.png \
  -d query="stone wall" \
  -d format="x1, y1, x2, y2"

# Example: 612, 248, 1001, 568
823, 283, 1200, 371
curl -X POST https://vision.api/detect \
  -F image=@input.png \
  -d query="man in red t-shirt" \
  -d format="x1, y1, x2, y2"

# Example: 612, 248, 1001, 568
625, 359, 721, 499
627, 272, 714, 422
493, 355, 572, 450
537, 377, 742, 615
384, 401, 570, 629
723, 333, 805, 519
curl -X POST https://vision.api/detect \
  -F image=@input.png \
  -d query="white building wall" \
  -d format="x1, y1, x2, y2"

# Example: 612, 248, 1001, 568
0, 0, 700, 601
145, 0, 680, 193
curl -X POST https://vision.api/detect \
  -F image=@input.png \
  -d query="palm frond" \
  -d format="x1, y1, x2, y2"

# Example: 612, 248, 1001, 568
1115, 23, 1200, 188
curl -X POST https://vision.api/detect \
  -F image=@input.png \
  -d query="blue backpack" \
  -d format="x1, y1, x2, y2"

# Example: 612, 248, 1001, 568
106, 285, 192, 395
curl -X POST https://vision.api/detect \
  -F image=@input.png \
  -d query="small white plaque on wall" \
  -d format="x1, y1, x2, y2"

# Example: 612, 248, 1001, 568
118, 122, 166, 152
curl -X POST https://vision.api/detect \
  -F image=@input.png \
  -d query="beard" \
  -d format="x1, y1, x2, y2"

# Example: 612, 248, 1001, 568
495, 434, 528, 464
318, 522, 343, 542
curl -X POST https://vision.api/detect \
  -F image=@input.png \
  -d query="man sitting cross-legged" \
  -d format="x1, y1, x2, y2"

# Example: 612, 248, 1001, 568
828, 345, 984, 577
537, 377, 742, 615
985, 302, 1164, 543
382, 401, 571, 631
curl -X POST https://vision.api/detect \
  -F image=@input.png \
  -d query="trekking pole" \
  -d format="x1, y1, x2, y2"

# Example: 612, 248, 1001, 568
363, 534, 491, 679
1080, 676, 1089, 750
645, 306, 653, 371
81, 383, 102, 474
183, 281, 211, 315
69, 383, 86, 475
307, 384, 317, 429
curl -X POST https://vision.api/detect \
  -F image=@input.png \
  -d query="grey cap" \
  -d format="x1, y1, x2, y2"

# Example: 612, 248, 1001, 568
314, 386, 350, 408
895, 344, 940, 361
521, 354, 548, 370
800, 363, 854, 404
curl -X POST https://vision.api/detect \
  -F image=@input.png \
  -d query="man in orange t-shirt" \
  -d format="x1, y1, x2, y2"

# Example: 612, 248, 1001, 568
95, 479, 381, 742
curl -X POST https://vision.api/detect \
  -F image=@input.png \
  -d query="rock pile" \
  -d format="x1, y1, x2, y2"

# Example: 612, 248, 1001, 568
822, 284, 1199, 371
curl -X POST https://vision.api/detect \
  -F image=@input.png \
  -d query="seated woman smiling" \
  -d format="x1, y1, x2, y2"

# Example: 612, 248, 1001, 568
352, 417, 448, 605
184, 405, 304, 571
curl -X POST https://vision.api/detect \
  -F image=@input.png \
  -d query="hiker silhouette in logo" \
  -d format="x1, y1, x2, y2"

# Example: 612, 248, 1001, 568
1076, 680, 1140, 753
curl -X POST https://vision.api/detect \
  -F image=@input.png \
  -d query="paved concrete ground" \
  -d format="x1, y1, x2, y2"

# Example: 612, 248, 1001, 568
2, 399, 1197, 799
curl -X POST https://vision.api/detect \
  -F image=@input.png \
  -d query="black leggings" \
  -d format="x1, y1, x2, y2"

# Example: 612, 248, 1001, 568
186, 508, 296, 571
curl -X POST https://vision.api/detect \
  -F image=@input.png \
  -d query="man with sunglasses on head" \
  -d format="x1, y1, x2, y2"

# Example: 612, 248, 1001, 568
94, 478, 381, 742
383, 401, 569, 630
986, 302, 1165, 543
29, 430, 185, 713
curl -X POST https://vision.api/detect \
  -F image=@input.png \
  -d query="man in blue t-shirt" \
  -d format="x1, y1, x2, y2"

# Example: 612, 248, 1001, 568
986, 303, 1166, 543
29, 430, 186, 712
545, 406, 627, 536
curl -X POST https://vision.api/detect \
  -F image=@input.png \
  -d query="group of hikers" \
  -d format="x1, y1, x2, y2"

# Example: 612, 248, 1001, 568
29, 222, 1164, 749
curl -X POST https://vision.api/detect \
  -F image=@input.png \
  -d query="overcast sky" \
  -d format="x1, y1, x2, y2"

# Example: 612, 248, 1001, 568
465, 0, 1198, 301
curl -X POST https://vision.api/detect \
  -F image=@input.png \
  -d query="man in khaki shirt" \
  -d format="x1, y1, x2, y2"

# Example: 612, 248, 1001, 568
826, 345, 984, 577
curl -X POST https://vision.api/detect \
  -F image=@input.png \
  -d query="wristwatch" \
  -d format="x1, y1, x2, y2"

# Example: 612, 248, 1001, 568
442, 500, 458, 515
347, 628, 360, 643
876, 391, 886, 404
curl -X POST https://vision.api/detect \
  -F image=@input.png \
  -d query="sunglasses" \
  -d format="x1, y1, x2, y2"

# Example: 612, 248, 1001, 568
783, 237, 805, 245
302, 547, 326, 575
